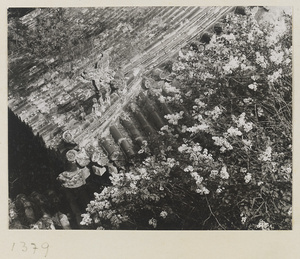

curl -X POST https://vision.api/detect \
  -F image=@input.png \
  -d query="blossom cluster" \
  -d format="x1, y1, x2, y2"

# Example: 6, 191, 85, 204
267, 68, 283, 84
248, 82, 257, 91
160, 210, 168, 218
148, 218, 157, 228
244, 173, 252, 183
163, 82, 181, 94
223, 56, 240, 74
212, 136, 233, 153
186, 123, 209, 133
159, 125, 174, 136
204, 106, 223, 120
220, 166, 229, 180
194, 98, 207, 108
256, 219, 272, 230
209, 166, 229, 180
255, 51, 267, 68
232, 113, 253, 132
195, 185, 210, 195
138, 140, 151, 154
227, 126, 242, 137
164, 111, 184, 125
80, 7, 292, 230
258, 146, 272, 162
172, 62, 186, 72
269, 48, 284, 65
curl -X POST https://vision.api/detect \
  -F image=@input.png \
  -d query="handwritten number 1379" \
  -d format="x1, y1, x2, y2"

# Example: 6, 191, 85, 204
11, 242, 49, 257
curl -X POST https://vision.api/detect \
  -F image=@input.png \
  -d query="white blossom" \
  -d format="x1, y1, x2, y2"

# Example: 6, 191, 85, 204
268, 68, 282, 84
160, 211, 168, 218
220, 166, 229, 179
210, 170, 219, 178
184, 165, 194, 172
227, 127, 242, 136
196, 186, 210, 195
269, 49, 284, 65
178, 144, 188, 153
244, 173, 252, 183
248, 82, 257, 91
148, 218, 157, 228
165, 111, 184, 125
256, 219, 272, 230
258, 146, 272, 162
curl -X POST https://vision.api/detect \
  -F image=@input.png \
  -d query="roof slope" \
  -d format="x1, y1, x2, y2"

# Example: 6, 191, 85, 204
8, 7, 234, 158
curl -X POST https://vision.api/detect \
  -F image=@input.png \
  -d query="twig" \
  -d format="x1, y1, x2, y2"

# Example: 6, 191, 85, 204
205, 195, 226, 230
228, 77, 245, 85
203, 214, 212, 226
282, 78, 292, 87
253, 202, 265, 217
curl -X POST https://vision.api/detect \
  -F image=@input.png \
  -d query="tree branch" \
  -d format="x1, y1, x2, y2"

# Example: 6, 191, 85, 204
205, 195, 226, 230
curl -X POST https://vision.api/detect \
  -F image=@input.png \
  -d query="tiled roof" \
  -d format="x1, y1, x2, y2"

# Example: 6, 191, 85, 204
8, 7, 234, 166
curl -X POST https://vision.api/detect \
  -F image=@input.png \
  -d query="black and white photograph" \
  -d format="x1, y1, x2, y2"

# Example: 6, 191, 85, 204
7, 6, 292, 232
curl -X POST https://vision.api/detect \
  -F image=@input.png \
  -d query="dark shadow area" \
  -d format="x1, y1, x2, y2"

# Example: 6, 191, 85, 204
8, 108, 65, 199
8, 8, 36, 19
